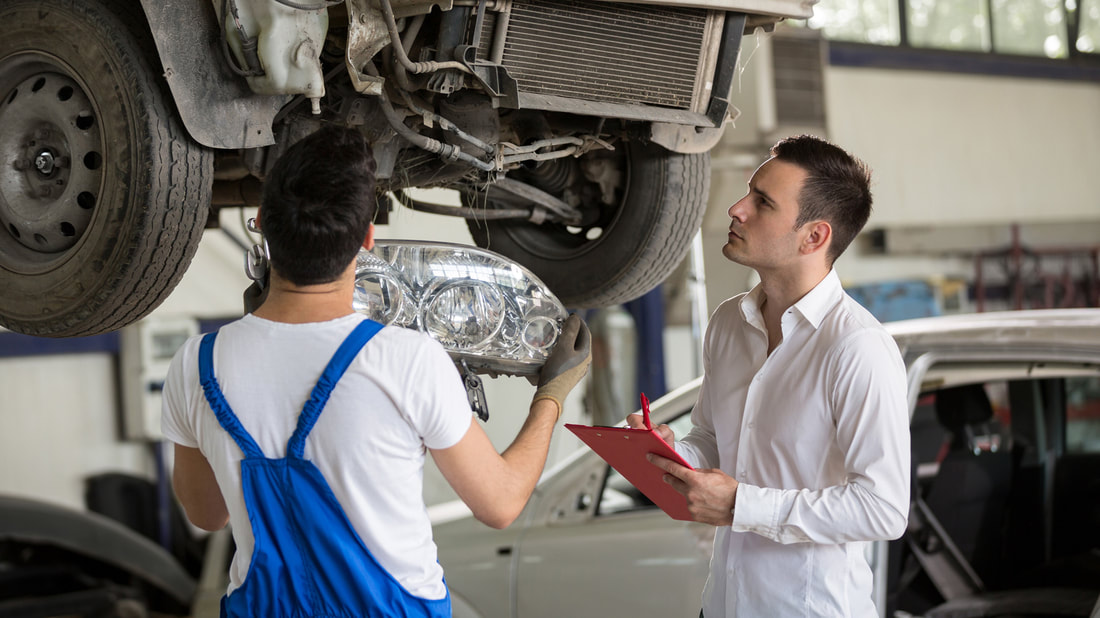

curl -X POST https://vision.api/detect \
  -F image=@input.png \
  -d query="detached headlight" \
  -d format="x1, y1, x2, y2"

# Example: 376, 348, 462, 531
353, 241, 566, 376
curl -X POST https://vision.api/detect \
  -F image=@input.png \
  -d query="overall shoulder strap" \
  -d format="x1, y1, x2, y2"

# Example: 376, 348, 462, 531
287, 320, 384, 459
199, 332, 264, 459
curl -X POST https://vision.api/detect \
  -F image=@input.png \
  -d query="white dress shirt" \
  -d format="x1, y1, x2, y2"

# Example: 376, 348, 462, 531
676, 269, 910, 617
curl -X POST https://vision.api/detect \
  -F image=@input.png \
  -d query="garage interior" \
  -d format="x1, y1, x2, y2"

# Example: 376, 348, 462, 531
1, 3, 1099, 617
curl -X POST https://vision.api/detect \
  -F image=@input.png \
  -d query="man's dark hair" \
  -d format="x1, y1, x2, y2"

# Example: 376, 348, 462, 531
770, 135, 872, 265
260, 125, 377, 286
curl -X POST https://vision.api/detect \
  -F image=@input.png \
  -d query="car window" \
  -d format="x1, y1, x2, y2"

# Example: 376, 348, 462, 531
596, 409, 694, 516
906, 367, 1100, 601
1066, 376, 1100, 454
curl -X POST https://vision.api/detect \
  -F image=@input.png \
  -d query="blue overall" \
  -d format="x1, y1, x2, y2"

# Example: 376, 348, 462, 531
198, 319, 452, 618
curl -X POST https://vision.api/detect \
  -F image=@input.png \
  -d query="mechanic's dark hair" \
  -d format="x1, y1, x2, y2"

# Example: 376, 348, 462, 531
260, 125, 377, 286
770, 135, 872, 266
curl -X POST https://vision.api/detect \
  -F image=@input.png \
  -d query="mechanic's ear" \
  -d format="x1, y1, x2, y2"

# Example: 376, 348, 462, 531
363, 223, 375, 250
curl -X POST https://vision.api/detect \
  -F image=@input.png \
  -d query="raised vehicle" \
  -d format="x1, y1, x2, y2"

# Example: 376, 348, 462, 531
0, 0, 814, 337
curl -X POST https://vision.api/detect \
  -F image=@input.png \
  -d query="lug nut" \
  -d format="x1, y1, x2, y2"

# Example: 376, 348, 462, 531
35, 152, 56, 174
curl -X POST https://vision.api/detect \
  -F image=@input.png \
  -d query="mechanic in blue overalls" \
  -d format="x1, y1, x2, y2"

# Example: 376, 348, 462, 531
161, 126, 591, 617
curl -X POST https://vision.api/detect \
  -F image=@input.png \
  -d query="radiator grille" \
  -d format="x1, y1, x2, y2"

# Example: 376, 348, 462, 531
476, 0, 710, 110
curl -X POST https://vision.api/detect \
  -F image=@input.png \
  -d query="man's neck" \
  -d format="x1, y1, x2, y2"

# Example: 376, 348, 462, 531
757, 265, 830, 351
252, 268, 357, 324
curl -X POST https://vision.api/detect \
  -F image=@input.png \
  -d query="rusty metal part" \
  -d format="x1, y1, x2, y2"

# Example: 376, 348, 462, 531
211, 176, 264, 206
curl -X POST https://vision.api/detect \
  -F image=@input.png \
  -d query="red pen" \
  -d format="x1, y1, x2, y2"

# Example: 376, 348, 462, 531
640, 392, 652, 430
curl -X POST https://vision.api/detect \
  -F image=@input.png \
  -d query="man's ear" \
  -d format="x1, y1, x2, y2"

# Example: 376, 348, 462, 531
362, 223, 375, 250
801, 220, 832, 256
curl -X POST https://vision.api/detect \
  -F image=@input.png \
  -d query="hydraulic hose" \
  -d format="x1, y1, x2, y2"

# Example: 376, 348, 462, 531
375, 87, 496, 172
378, 0, 473, 75
396, 90, 494, 155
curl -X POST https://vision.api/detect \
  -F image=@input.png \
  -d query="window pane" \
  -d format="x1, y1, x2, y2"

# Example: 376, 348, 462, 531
808, 0, 901, 45
992, 0, 1069, 57
907, 0, 991, 51
1066, 376, 1100, 454
1079, 0, 1100, 52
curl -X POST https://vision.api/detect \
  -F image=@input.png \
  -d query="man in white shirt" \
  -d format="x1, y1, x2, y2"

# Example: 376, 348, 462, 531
631, 135, 910, 616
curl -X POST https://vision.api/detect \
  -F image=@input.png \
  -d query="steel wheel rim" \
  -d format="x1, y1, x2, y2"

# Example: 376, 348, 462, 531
0, 52, 105, 275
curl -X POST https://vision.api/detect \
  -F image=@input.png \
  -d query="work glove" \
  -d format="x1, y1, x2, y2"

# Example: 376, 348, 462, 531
532, 314, 592, 419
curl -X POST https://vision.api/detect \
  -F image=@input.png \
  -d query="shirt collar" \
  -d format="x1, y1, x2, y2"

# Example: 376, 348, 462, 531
790, 269, 844, 329
739, 269, 843, 331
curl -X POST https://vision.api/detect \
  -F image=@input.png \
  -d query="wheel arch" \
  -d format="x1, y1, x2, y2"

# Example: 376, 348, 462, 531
0, 494, 197, 608
137, 0, 286, 150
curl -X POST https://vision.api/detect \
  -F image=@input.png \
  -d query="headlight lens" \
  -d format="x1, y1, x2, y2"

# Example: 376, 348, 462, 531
353, 241, 567, 375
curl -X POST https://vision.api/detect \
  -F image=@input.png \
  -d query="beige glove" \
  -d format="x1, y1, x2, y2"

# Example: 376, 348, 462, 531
533, 314, 592, 419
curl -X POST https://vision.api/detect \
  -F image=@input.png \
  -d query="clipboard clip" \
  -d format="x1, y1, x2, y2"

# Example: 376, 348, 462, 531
640, 392, 652, 430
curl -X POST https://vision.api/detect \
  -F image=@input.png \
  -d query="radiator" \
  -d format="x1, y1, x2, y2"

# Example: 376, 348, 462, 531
475, 0, 723, 113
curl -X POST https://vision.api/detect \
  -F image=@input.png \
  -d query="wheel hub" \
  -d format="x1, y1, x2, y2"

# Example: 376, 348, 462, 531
34, 149, 57, 175
0, 69, 103, 257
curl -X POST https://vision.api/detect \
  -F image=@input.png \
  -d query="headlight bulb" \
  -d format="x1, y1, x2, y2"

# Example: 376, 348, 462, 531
423, 281, 505, 351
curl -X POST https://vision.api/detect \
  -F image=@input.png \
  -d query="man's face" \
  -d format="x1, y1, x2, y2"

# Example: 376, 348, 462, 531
722, 157, 808, 271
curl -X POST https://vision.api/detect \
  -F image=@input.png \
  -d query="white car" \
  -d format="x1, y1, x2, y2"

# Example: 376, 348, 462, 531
432, 308, 1100, 618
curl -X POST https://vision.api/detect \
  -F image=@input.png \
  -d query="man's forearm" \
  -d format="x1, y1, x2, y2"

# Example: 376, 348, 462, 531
430, 399, 560, 530
173, 444, 230, 531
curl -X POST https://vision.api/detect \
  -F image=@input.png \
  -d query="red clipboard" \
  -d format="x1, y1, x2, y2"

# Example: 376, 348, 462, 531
565, 393, 695, 521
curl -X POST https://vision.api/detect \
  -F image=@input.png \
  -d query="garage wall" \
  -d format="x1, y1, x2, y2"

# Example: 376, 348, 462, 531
826, 67, 1100, 227
0, 355, 153, 511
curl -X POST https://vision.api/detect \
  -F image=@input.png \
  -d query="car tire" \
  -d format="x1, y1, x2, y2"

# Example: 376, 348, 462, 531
466, 141, 709, 308
0, 0, 212, 337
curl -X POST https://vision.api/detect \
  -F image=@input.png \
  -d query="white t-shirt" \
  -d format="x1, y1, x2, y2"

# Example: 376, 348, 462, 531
161, 313, 473, 599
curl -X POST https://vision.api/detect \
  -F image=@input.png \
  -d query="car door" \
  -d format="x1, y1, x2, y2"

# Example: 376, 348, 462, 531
512, 411, 714, 618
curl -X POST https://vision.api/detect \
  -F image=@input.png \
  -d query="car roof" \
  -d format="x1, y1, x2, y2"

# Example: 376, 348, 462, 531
885, 308, 1100, 357
646, 309, 1100, 422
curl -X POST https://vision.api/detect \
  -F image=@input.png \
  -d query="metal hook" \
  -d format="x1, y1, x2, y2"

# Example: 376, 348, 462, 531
459, 359, 489, 422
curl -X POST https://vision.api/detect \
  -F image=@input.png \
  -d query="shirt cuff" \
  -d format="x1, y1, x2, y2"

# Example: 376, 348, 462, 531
731, 483, 779, 538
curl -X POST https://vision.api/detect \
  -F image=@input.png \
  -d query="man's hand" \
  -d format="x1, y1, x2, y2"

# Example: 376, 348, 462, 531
533, 314, 592, 418
647, 453, 739, 527
626, 413, 675, 443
